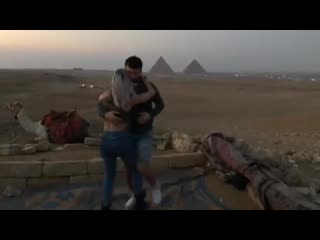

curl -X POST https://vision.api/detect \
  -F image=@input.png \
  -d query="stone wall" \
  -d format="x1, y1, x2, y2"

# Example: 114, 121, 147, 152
0, 152, 205, 194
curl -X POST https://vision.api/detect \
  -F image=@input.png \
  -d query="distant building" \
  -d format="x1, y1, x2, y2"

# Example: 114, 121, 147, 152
73, 68, 83, 71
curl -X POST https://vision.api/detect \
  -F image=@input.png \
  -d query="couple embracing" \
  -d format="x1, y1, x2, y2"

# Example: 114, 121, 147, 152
98, 56, 165, 210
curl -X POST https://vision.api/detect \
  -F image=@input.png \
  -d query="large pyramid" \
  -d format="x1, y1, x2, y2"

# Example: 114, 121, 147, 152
149, 56, 175, 75
183, 59, 207, 75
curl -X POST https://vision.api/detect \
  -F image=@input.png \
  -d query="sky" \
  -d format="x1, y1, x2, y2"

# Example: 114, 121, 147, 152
1, 30, 320, 72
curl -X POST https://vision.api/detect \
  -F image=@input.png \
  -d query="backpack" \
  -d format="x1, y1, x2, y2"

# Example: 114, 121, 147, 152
40, 110, 90, 144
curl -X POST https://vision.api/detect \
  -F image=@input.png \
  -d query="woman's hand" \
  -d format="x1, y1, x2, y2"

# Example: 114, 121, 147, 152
99, 91, 112, 103
144, 80, 156, 96
137, 112, 151, 125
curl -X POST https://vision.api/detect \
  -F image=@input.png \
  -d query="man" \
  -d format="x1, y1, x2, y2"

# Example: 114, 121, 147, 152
98, 56, 165, 209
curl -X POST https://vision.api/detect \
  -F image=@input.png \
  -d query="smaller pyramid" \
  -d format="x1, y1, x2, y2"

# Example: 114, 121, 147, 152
149, 56, 175, 75
183, 59, 207, 75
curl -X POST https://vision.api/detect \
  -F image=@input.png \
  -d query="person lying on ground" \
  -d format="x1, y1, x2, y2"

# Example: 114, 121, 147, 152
202, 133, 320, 210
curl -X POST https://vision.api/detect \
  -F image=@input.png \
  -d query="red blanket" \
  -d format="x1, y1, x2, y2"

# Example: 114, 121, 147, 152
41, 110, 90, 144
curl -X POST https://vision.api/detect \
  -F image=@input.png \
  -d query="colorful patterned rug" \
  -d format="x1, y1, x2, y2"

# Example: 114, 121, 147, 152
0, 172, 229, 210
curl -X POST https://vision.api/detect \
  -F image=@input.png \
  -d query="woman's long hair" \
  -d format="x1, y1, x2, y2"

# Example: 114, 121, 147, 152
111, 69, 136, 111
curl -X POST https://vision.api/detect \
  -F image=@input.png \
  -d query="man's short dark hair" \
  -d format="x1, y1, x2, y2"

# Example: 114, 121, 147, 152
125, 56, 143, 70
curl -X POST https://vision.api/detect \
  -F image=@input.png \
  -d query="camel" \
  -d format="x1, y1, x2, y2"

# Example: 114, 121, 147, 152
5, 102, 49, 143
4, 101, 90, 145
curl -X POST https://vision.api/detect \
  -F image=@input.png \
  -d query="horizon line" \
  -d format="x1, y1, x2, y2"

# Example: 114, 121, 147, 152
1, 68, 320, 74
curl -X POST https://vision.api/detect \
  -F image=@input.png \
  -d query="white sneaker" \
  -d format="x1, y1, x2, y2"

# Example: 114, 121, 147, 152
125, 195, 136, 209
152, 188, 162, 205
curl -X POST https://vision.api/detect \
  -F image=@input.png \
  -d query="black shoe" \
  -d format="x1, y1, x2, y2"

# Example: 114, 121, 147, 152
101, 202, 111, 210
132, 191, 148, 210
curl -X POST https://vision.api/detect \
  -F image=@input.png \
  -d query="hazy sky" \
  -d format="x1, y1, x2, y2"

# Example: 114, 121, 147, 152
1, 30, 320, 72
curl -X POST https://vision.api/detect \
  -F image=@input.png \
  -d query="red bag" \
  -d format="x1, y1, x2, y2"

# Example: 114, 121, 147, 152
41, 110, 90, 144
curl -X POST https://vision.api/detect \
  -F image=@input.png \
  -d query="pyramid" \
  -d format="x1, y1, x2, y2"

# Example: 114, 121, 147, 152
149, 56, 175, 75
183, 59, 207, 75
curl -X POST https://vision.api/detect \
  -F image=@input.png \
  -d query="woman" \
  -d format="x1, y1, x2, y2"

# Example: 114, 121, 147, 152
99, 69, 156, 210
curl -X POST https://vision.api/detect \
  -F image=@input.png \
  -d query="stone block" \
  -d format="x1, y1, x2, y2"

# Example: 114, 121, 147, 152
63, 143, 87, 150
21, 146, 37, 154
0, 161, 42, 177
70, 175, 104, 185
42, 160, 87, 177
27, 177, 69, 187
84, 137, 101, 146
0, 144, 22, 156
0, 178, 26, 192
162, 152, 204, 169
88, 158, 125, 174
87, 158, 104, 174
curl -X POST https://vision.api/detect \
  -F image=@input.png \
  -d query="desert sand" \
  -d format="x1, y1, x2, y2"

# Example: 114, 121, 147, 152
2, 70, 320, 151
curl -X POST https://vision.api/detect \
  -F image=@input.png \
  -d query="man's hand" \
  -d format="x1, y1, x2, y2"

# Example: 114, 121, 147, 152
137, 112, 151, 125
104, 111, 122, 122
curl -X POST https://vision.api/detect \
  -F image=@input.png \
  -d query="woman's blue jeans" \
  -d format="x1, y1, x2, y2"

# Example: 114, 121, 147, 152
100, 131, 143, 207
